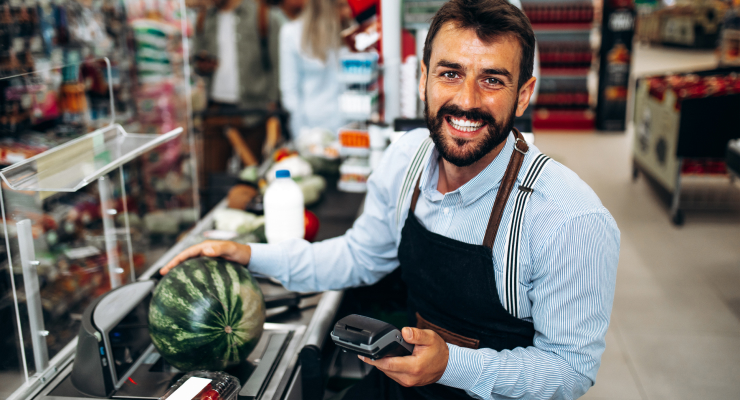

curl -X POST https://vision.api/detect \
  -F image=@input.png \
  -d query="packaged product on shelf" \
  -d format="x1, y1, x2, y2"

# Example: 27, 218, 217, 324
338, 156, 371, 193
338, 122, 370, 156
295, 127, 341, 160
339, 52, 378, 83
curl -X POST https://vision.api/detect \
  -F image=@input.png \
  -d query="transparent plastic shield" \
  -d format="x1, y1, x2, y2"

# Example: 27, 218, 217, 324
0, 54, 191, 397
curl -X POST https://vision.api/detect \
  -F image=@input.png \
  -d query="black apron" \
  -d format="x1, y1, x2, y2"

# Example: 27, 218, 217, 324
343, 130, 536, 400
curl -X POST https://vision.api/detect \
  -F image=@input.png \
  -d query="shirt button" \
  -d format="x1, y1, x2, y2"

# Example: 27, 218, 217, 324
443, 207, 449, 215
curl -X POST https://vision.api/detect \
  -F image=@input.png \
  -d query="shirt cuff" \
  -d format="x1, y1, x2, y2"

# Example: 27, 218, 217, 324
437, 344, 487, 391
248, 243, 287, 281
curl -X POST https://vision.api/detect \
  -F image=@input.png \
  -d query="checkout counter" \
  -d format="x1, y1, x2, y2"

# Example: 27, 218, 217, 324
10, 185, 363, 400
0, 58, 377, 400
0, 123, 365, 400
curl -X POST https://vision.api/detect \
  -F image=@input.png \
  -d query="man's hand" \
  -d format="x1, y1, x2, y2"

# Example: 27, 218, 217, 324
359, 327, 449, 387
159, 240, 251, 275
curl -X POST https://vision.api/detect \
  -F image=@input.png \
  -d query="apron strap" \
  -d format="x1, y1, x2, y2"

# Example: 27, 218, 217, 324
397, 137, 434, 226
501, 153, 551, 317
481, 128, 529, 250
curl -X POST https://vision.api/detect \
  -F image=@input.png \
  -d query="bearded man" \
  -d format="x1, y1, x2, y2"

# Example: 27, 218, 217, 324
162, 0, 620, 398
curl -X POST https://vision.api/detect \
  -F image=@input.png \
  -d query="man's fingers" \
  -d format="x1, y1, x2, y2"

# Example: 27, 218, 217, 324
159, 243, 210, 275
358, 354, 413, 373
359, 356, 422, 388
402, 327, 437, 346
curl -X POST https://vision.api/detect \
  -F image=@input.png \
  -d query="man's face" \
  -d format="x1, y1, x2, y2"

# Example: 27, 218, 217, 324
420, 23, 536, 167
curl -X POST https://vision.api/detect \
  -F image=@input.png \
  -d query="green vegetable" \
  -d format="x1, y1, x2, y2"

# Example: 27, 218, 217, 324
239, 166, 260, 183
297, 175, 326, 205
148, 257, 265, 371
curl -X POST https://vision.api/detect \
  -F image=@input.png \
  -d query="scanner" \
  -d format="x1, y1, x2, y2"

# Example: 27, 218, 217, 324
330, 315, 414, 360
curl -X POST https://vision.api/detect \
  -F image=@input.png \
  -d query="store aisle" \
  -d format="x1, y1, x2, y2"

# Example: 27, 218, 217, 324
535, 131, 740, 400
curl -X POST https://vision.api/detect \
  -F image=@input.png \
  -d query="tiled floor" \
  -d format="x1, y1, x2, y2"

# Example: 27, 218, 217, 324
535, 45, 740, 399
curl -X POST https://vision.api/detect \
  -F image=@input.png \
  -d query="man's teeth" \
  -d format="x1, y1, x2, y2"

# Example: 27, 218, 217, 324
449, 117, 484, 132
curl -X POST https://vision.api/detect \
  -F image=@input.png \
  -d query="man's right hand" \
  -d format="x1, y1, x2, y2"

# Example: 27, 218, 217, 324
159, 240, 251, 276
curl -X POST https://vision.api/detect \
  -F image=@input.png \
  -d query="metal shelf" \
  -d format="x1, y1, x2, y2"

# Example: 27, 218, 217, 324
0, 124, 182, 192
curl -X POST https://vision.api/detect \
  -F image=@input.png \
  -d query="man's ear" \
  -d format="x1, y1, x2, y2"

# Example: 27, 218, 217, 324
419, 61, 428, 103
515, 76, 536, 117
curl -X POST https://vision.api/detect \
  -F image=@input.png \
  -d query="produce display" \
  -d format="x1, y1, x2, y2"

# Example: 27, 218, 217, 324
647, 73, 740, 105
148, 257, 266, 371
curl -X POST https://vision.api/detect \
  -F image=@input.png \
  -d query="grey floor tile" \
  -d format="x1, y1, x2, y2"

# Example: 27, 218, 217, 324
534, 46, 740, 399
582, 326, 644, 400
619, 333, 740, 400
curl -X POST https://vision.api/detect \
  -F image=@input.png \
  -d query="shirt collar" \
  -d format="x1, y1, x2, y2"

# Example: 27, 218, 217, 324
420, 131, 516, 206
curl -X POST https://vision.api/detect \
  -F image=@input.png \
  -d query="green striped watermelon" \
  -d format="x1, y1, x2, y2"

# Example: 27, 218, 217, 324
148, 257, 265, 371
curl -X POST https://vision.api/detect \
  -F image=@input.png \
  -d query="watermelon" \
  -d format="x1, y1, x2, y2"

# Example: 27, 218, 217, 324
148, 257, 266, 371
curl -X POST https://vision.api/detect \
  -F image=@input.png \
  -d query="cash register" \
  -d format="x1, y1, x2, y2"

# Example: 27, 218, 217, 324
30, 280, 306, 400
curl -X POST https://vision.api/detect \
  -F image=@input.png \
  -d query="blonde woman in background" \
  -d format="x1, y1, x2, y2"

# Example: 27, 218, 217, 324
279, 0, 354, 139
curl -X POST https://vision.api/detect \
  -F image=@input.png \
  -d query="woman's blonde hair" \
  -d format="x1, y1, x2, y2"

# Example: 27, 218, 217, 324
301, 0, 342, 61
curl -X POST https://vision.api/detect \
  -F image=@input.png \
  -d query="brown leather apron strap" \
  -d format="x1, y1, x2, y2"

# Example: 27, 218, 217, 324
416, 313, 480, 349
482, 128, 528, 251
409, 172, 423, 213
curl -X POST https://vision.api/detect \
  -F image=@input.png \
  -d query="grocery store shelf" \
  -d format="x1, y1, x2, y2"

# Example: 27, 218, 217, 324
533, 109, 595, 130
338, 71, 378, 85
0, 124, 182, 192
531, 23, 593, 32
541, 68, 592, 77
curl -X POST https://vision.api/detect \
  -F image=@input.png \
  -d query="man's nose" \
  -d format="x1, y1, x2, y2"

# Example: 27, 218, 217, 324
453, 76, 482, 111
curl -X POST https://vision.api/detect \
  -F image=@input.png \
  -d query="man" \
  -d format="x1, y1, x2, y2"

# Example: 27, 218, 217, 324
163, 1, 619, 398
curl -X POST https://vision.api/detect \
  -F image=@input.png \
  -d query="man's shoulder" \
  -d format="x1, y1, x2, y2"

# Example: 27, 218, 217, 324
527, 147, 613, 221
367, 128, 431, 197
388, 128, 431, 156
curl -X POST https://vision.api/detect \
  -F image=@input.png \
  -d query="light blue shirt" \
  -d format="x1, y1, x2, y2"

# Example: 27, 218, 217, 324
279, 19, 346, 138
250, 129, 620, 400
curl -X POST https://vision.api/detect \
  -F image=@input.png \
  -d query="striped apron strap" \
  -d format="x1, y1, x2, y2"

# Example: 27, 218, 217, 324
502, 153, 551, 318
396, 137, 434, 228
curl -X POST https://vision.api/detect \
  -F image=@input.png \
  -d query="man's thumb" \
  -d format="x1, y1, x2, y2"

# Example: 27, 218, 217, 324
402, 327, 433, 345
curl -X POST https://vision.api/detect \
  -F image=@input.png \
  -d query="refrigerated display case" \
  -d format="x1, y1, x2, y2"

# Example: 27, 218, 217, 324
632, 66, 740, 225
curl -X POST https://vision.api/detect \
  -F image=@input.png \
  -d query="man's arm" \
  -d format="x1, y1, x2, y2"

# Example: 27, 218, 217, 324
160, 131, 428, 285
248, 153, 404, 292
438, 212, 620, 400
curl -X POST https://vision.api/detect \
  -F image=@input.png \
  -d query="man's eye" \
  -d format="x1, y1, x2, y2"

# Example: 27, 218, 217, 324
442, 72, 459, 79
485, 78, 502, 86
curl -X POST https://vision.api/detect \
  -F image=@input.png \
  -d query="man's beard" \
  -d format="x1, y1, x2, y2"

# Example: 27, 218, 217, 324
424, 97, 517, 167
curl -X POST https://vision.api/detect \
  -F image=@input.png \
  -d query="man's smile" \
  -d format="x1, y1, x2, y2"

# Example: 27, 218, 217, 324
445, 116, 487, 136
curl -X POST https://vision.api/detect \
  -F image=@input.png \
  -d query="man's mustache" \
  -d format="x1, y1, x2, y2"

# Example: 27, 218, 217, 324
436, 104, 497, 125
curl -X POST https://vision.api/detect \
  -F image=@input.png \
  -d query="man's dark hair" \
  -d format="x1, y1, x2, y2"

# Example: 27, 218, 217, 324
422, 0, 536, 89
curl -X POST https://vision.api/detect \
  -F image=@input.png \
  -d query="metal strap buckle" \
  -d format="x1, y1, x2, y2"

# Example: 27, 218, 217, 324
514, 138, 529, 155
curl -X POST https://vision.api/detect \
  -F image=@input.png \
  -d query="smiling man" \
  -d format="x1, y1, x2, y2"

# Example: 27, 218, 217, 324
161, 1, 620, 399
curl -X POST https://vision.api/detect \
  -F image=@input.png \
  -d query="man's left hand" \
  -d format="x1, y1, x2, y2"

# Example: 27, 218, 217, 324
359, 327, 449, 387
